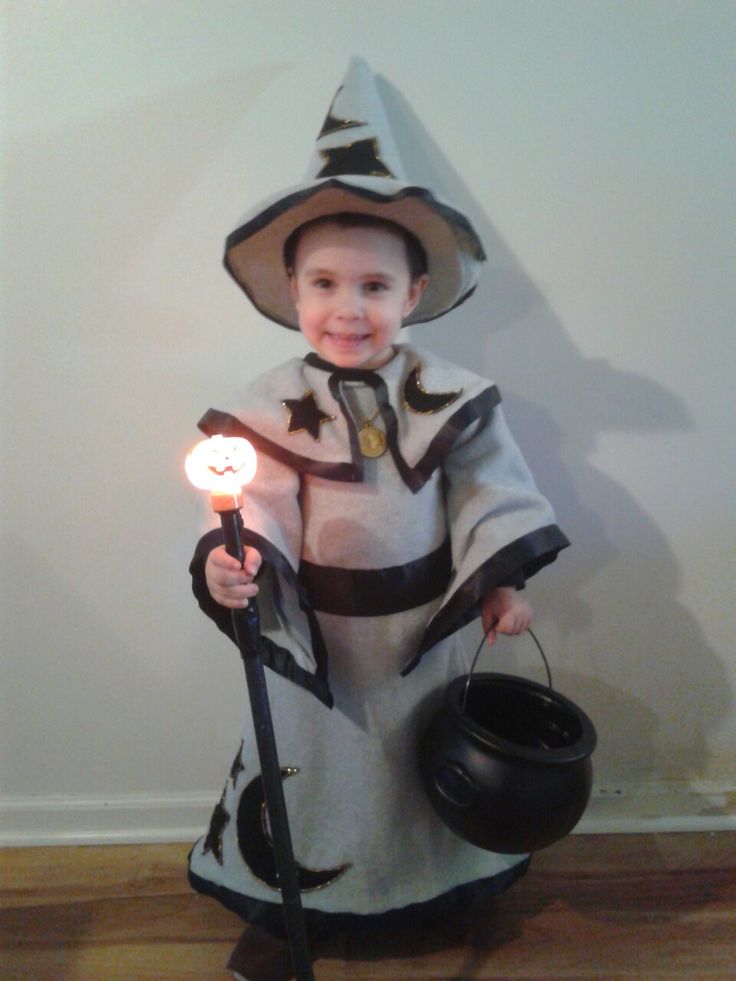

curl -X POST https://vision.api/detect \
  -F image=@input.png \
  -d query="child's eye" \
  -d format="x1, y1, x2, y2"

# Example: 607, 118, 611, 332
312, 278, 333, 289
364, 281, 388, 293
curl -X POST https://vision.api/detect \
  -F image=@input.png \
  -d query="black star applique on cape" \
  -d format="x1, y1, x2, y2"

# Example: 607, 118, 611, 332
282, 391, 336, 441
317, 138, 394, 179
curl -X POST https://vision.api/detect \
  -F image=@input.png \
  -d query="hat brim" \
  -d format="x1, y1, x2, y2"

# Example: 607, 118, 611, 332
224, 177, 485, 329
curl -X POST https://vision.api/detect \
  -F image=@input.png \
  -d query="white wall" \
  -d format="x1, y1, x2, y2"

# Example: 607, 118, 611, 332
2, 0, 734, 844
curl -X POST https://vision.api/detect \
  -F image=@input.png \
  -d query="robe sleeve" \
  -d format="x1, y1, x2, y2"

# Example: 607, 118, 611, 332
189, 446, 333, 706
406, 401, 569, 669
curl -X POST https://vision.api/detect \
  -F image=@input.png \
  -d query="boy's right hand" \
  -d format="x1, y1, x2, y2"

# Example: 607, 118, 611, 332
205, 545, 262, 609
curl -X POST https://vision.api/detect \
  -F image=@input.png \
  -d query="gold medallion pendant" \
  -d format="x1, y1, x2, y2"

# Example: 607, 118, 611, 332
359, 422, 387, 458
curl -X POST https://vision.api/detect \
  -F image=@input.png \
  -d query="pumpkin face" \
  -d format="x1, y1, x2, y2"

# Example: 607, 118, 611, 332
185, 435, 257, 493
205, 437, 251, 478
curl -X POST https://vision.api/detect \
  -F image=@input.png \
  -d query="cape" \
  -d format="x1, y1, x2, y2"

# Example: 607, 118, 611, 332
190, 343, 569, 708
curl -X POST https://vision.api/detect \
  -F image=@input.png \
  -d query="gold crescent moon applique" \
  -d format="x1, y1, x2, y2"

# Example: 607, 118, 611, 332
237, 769, 351, 892
402, 365, 463, 414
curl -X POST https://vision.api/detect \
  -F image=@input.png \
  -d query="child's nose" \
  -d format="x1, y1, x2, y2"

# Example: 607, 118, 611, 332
335, 286, 363, 319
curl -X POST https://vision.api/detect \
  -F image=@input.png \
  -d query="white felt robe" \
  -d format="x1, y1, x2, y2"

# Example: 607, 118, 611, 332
187, 344, 569, 930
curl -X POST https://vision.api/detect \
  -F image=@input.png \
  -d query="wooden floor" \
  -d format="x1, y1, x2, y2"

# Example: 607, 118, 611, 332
1, 833, 734, 979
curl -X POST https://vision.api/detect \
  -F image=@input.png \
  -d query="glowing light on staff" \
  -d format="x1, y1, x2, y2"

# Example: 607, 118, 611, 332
185, 435, 257, 511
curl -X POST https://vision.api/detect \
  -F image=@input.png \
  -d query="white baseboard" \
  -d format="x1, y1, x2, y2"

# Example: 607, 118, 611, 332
0, 793, 215, 847
577, 779, 736, 834
1, 782, 734, 848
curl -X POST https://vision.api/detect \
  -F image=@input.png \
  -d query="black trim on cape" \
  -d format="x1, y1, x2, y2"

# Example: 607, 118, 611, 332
198, 408, 363, 483
312, 352, 502, 493
187, 852, 530, 939
199, 360, 501, 495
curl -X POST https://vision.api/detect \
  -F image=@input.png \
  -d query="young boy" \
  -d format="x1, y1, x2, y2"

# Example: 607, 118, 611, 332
188, 60, 568, 968
206, 214, 533, 644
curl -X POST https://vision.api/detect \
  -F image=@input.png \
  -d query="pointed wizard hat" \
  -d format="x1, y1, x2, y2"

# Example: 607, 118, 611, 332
224, 58, 486, 329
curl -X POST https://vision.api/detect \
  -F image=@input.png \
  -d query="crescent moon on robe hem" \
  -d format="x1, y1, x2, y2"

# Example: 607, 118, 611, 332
402, 365, 463, 414
237, 768, 351, 892
202, 790, 230, 866
229, 740, 245, 787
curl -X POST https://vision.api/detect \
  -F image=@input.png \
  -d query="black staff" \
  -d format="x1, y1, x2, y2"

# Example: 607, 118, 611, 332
186, 435, 314, 981
217, 503, 314, 981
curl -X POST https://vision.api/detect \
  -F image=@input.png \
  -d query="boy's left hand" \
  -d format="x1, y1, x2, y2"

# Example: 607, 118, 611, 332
481, 586, 532, 645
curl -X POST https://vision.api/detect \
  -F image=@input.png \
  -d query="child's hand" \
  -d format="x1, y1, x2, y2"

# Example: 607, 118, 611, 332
481, 586, 532, 645
205, 545, 262, 609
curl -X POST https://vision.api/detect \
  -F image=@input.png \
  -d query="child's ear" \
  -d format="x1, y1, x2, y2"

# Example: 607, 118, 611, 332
403, 274, 429, 318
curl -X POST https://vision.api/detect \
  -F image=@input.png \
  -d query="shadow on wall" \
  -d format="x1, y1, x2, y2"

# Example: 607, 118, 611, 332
378, 75, 731, 785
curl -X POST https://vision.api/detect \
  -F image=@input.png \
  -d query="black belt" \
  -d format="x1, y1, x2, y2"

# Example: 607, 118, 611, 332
299, 538, 452, 617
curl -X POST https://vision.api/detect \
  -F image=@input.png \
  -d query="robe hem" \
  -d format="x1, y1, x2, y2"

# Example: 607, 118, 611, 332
187, 854, 530, 939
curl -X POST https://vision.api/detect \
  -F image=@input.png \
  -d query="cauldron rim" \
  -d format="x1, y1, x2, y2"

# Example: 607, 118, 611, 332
445, 672, 597, 765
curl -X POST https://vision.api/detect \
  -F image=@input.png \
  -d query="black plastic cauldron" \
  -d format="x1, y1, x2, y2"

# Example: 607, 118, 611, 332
419, 672, 597, 854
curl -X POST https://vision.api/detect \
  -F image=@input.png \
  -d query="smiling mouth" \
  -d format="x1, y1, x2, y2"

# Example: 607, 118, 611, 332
326, 332, 370, 345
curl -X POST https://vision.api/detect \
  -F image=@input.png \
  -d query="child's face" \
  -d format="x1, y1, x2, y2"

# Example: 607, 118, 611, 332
288, 222, 428, 370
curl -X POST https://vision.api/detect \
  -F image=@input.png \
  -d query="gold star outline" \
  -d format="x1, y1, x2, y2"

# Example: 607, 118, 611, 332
282, 391, 336, 441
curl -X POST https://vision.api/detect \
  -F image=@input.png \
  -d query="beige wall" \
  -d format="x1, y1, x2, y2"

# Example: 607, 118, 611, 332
2, 0, 734, 843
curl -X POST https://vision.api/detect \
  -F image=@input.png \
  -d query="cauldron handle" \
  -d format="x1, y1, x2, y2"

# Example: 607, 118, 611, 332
461, 627, 553, 714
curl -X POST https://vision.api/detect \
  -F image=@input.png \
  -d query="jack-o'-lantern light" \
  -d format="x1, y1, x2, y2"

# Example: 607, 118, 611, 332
185, 434, 257, 512
185, 435, 257, 566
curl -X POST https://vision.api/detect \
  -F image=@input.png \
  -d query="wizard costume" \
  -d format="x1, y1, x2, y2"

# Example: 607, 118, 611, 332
187, 60, 569, 935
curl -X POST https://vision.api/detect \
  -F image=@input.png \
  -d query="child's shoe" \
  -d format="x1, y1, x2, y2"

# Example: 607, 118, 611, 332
227, 924, 294, 980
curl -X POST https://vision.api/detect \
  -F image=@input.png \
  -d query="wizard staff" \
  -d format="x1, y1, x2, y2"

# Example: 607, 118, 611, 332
186, 435, 314, 981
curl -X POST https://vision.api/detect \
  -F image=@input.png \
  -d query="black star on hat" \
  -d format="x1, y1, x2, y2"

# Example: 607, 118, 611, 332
317, 138, 395, 179
282, 391, 335, 441
319, 111, 365, 138
318, 86, 366, 138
